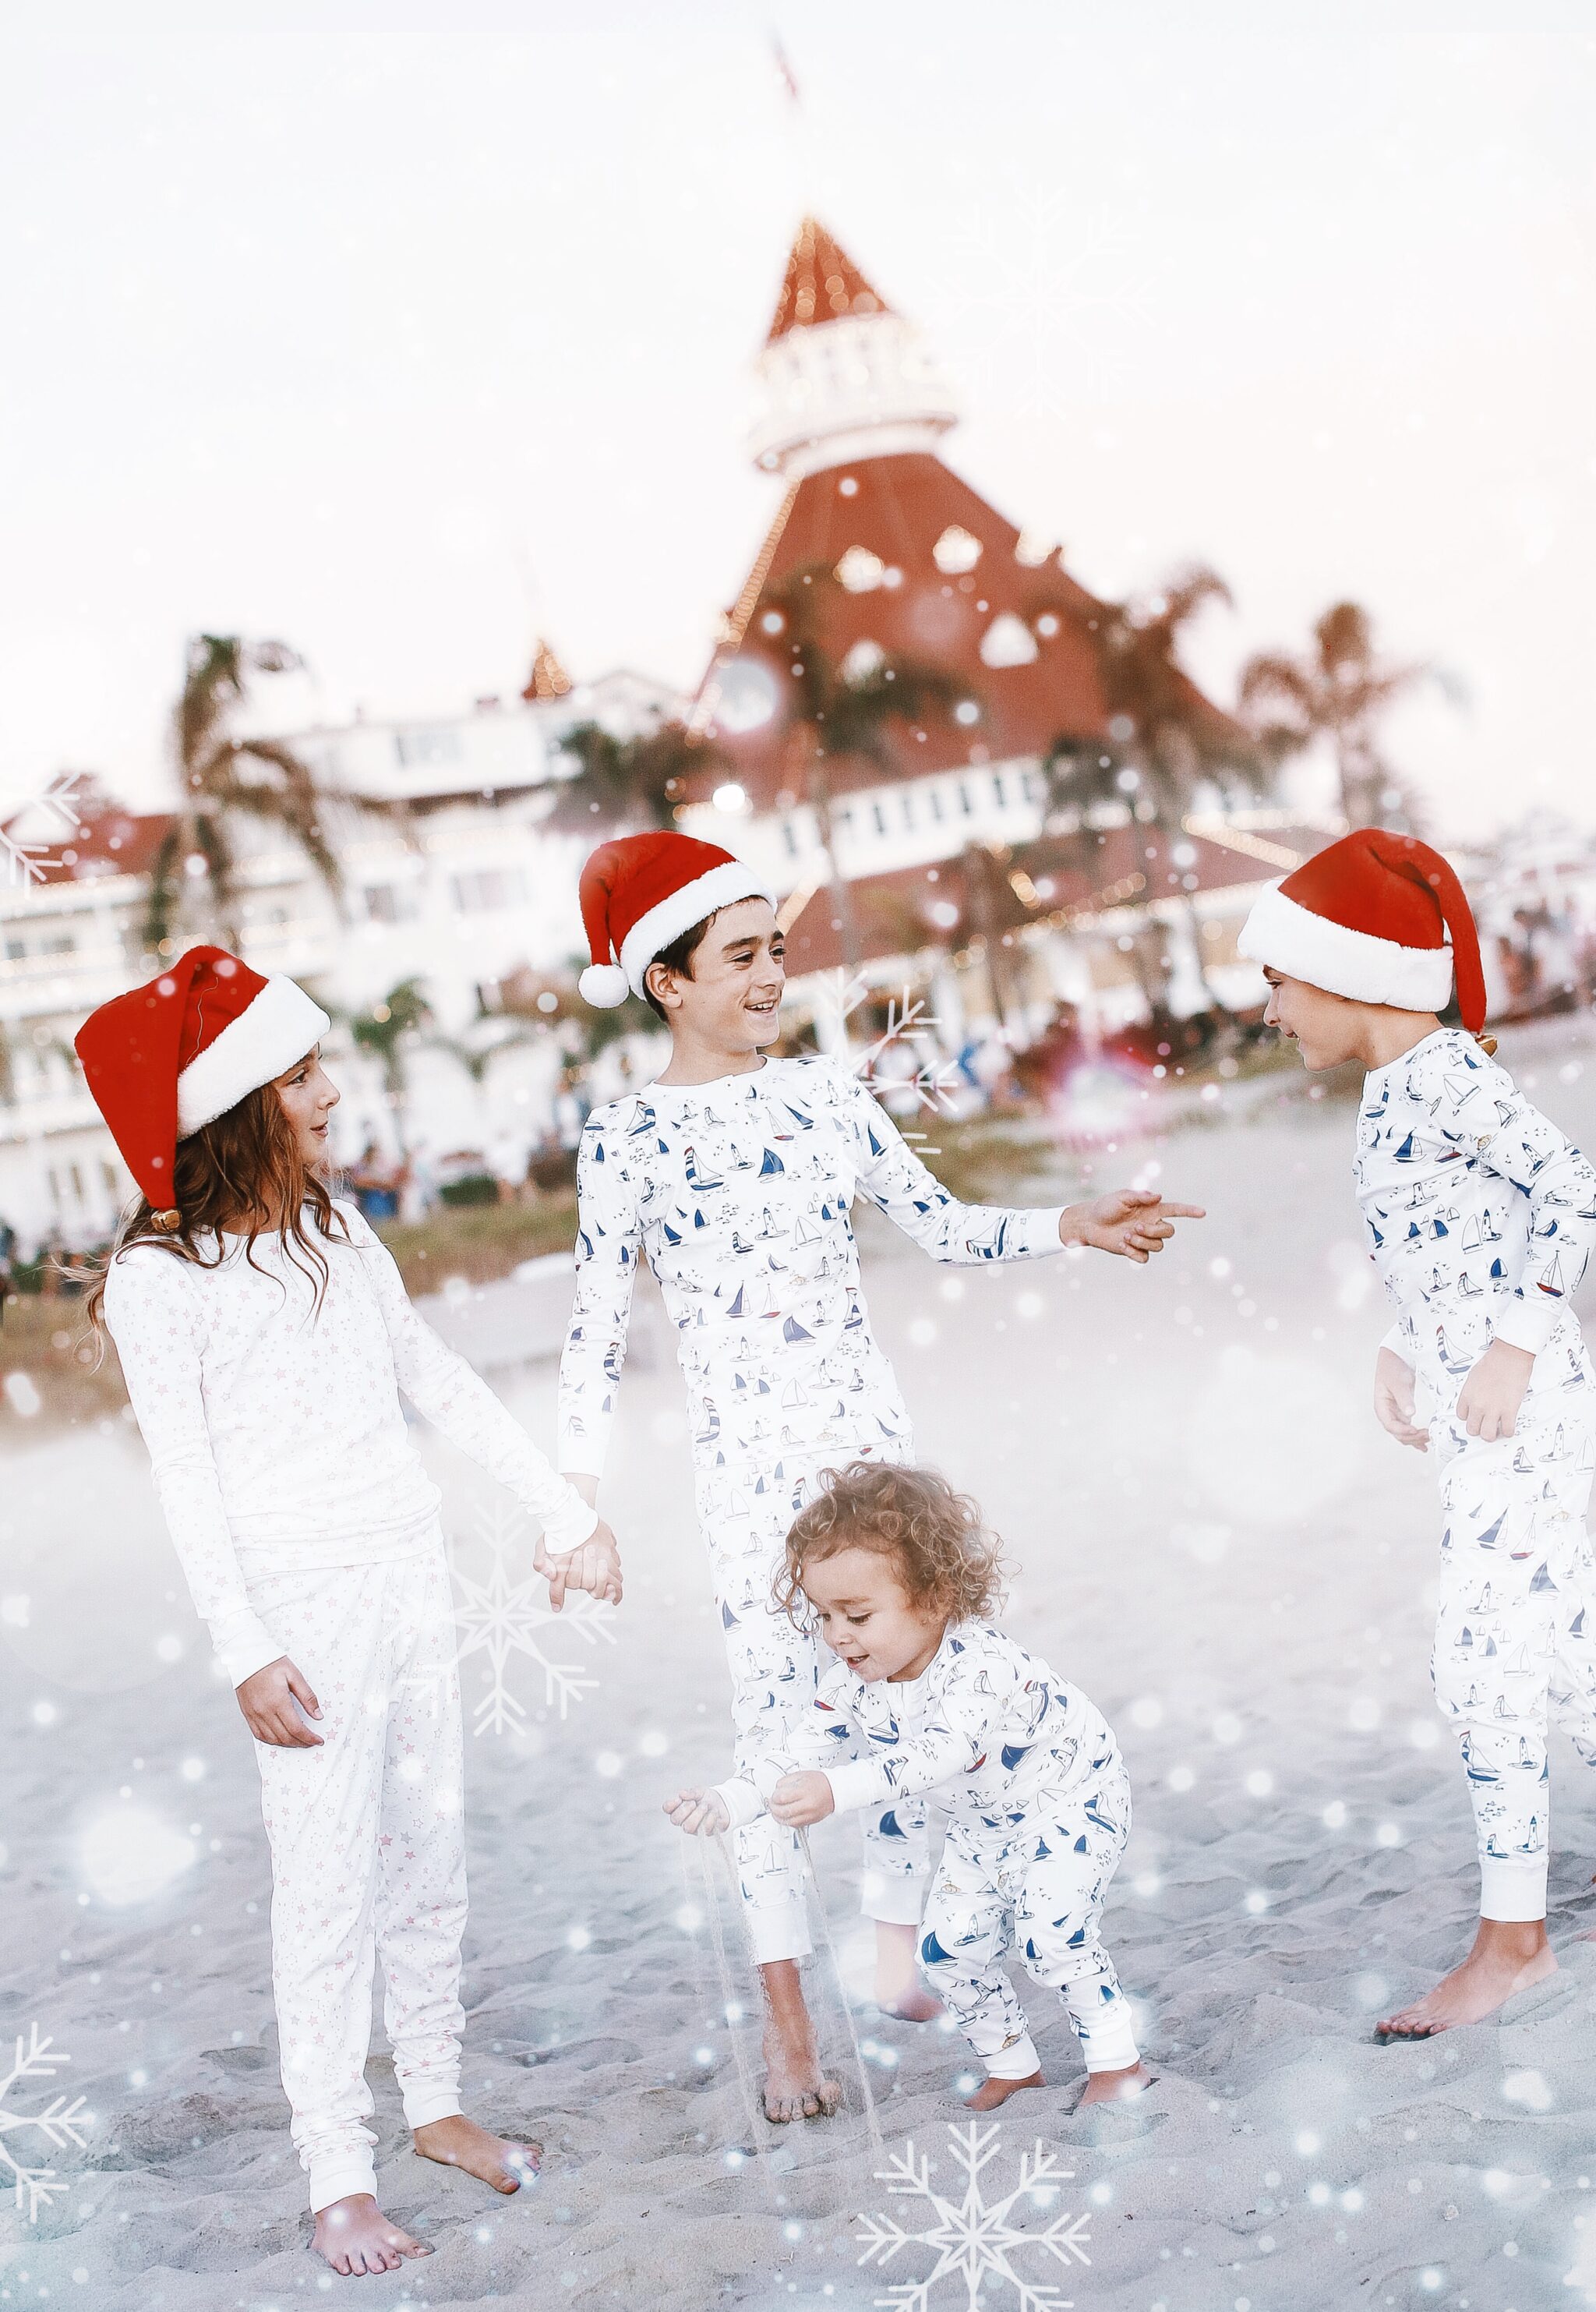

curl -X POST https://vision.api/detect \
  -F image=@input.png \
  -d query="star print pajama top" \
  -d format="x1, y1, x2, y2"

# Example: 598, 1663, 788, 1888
556, 1052, 1067, 1963
104, 1202, 595, 2211
1358, 1029, 1596, 1919
712, 1621, 1139, 2077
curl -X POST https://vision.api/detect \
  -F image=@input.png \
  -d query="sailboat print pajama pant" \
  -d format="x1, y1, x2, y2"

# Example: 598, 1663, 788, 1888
1428, 1366, 1596, 1921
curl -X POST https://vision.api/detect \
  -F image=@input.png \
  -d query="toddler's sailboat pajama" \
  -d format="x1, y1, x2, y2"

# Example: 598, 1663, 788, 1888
714, 1621, 1140, 2077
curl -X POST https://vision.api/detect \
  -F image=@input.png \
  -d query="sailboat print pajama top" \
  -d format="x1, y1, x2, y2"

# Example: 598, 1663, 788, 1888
556, 1052, 1067, 1963
1358, 1028, 1596, 1921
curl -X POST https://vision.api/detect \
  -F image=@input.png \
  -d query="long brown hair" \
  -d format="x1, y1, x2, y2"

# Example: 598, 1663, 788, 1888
87, 1074, 348, 1337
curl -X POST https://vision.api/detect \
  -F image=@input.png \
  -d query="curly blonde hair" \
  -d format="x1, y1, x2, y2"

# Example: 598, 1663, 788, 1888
773, 1461, 1008, 1629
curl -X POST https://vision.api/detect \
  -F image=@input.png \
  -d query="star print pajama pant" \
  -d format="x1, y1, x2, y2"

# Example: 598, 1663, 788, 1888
916, 1759, 1139, 2078
704, 1451, 934, 1964
247, 1531, 468, 2211
1430, 1388, 1596, 1921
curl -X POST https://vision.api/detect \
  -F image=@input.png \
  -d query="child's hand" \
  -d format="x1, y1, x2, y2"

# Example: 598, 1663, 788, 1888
768, 1770, 835, 1827
236, 1656, 324, 1748
662, 1787, 730, 1837
540, 1518, 623, 1610
1062, 1189, 1206, 1264
1457, 1339, 1535, 1443
1373, 1345, 1429, 1451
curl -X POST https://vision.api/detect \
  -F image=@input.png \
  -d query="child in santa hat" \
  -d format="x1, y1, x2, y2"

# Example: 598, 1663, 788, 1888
560, 830, 1201, 2122
79, 947, 620, 2274
1239, 829, 1596, 2038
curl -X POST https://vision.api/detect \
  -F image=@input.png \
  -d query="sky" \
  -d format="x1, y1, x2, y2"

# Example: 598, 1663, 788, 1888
2, 2, 1593, 837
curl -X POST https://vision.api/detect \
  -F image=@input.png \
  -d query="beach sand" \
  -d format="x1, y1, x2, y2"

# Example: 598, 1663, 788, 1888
8, 1024, 1596, 2310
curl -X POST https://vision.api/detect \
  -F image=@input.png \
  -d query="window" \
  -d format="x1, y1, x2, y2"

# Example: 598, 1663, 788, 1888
928, 787, 944, 821
958, 782, 974, 815
781, 822, 798, 858
396, 726, 462, 769
363, 882, 421, 924
3, 935, 23, 961
871, 802, 888, 835
1022, 769, 1041, 801
450, 868, 528, 914
991, 773, 1007, 806
901, 794, 915, 829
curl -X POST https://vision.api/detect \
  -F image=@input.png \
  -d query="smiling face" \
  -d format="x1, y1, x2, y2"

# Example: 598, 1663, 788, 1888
272, 1046, 341, 1170
798, 1542, 948, 1685
645, 896, 786, 1058
1261, 967, 1375, 1071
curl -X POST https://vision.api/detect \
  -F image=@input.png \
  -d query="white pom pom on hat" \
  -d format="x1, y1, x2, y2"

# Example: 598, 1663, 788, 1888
577, 830, 775, 1006
578, 963, 630, 1009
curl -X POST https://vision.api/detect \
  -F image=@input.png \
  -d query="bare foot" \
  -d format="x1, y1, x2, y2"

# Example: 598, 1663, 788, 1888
761, 1957, 842, 2123
964, 2069, 1044, 2111
874, 1919, 942, 2022
413, 2112, 540, 2194
1079, 2061, 1153, 2106
312, 2194, 433, 2276
1376, 1917, 1555, 2040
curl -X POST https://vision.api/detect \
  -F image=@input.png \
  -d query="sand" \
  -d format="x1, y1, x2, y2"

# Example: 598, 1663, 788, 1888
8, 1022, 1596, 2310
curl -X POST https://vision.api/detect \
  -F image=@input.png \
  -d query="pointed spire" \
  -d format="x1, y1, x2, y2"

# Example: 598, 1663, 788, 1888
766, 217, 889, 345
522, 636, 572, 703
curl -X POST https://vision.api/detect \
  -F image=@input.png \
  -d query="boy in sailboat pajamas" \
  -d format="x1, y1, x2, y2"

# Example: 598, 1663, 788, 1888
559, 833, 1199, 2105
1241, 828, 1596, 2036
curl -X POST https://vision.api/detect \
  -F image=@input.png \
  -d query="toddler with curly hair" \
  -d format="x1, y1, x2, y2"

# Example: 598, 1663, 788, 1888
665, 1462, 1149, 2109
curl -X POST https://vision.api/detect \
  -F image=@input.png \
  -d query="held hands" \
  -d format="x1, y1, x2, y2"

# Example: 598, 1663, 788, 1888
1456, 1338, 1535, 1444
236, 1656, 324, 1748
1373, 1346, 1429, 1451
768, 1770, 835, 1828
1061, 1188, 1205, 1264
662, 1787, 731, 1837
538, 1516, 623, 1611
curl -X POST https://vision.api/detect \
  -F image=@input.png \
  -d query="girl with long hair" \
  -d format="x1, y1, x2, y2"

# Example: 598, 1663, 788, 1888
78, 946, 620, 2275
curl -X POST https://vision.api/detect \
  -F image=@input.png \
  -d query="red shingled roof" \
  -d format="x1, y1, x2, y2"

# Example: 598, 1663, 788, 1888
765, 217, 889, 345
2, 795, 175, 885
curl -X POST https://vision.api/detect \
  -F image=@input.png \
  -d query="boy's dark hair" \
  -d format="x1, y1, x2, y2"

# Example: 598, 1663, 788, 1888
774, 1461, 1008, 1628
641, 910, 720, 1020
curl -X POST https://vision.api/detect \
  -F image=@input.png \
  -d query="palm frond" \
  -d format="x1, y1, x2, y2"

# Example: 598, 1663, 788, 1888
140, 825, 185, 954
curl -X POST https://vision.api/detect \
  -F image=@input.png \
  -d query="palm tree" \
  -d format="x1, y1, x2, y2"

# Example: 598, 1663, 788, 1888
765, 565, 966, 977
1238, 601, 1441, 830
343, 978, 430, 1150
1049, 566, 1268, 1014
143, 636, 347, 955
543, 719, 726, 836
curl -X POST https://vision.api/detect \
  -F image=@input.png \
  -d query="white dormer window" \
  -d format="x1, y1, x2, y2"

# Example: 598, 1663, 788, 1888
835, 546, 885, 593
979, 613, 1040, 669
932, 525, 982, 574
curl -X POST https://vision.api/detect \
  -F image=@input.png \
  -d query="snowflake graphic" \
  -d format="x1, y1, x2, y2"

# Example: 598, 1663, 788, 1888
817, 972, 963, 1145
0, 2025, 89, 2221
1, 772, 88, 889
931, 175, 1153, 419
856, 2122, 1092, 2312
426, 1503, 616, 1738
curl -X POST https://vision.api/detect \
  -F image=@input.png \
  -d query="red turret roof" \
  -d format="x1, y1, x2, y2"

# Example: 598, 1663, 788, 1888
692, 450, 1118, 809
766, 217, 888, 345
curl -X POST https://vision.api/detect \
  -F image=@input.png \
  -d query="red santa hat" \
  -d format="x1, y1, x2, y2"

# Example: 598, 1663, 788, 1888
577, 831, 775, 1006
1238, 827, 1486, 1031
75, 945, 331, 1220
